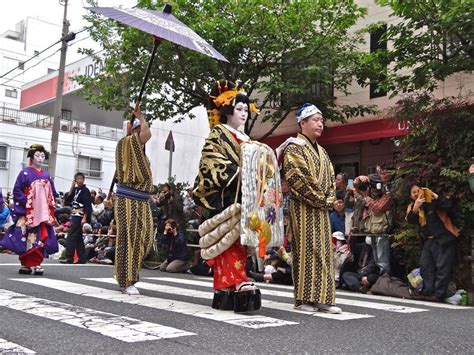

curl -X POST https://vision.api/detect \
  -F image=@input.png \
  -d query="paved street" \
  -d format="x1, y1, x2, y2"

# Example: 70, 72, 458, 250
0, 253, 473, 354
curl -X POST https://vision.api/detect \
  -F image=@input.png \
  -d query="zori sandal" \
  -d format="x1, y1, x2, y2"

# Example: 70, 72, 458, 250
33, 266, 44, 276
19, 267, 32, 275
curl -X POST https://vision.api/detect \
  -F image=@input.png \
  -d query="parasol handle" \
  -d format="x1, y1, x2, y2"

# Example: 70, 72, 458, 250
131, 37, 162, 121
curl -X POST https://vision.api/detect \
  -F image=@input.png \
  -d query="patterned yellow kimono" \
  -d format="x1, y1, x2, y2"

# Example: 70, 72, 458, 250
282, 133, 336, 307
114, 133, 154, 288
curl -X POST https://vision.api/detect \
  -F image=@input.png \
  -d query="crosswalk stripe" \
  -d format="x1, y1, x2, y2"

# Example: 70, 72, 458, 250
149, 277, 427, 314
193, 276, 473, 310
86, 278, 373, 321
0, 289, 194, 343
334, 290, 473, 310
0, 338, 36, 354
11, 278, 296, 329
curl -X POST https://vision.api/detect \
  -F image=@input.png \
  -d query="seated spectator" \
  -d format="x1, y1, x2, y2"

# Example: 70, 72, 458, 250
0, 191, 11, 230
249, 246, 293, 285
332, 232, 353, 284
159, 219, 190, 273
341, 242, 378, 293
405, 184, 459, 301
91, 195, 105, 225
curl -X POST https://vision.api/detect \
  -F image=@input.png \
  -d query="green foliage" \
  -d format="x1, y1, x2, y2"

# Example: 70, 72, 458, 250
390, 94, 474, 287
77, 0, 378, 138
371, 0, 474, 96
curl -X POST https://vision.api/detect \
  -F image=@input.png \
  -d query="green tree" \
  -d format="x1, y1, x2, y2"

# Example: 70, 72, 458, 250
390, 93, 474, 286
374, 0, 474, 96
78, 0, 377, 138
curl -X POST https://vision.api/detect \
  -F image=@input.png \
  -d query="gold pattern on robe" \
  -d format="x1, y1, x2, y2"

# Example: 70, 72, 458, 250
193, 125, 241, 212
283, 133, 336, 307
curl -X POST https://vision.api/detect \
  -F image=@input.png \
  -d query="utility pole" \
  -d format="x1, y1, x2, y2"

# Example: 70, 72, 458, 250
49, 0, 69, 180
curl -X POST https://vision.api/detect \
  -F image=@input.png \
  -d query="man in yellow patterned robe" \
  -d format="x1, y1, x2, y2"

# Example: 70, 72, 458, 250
281, 103, 342, 314
114, 106, 154, 295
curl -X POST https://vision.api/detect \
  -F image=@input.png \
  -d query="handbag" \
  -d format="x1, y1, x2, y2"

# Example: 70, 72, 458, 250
233, 286, 262, 313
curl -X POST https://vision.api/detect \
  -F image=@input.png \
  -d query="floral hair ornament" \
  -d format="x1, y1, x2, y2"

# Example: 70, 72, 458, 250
208, 83, 260, 129
296, 103, 322, 123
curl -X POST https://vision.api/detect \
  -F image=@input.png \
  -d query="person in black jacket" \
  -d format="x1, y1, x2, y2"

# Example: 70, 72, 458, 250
159, 219, 190, 273
62, 172, 93, 264
406, 184, 459, 301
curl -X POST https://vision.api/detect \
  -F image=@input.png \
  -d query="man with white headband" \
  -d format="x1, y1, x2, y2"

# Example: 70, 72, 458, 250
282, 103, 342, 314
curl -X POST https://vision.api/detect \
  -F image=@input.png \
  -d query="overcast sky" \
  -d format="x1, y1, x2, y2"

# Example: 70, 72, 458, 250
0, 0, 137, 61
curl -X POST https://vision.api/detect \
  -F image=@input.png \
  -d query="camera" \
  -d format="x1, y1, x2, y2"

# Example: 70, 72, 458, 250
164, 192, 171, 200
358, 182, 369, 192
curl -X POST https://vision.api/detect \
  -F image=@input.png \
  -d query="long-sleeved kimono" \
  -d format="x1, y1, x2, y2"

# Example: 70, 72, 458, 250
282, 133, 337, 307
193, 124, 248, 290
114, 133, 154, 288
0, 167, 57, 268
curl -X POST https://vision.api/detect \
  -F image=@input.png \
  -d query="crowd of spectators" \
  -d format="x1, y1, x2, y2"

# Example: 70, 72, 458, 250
1, 163, 472, 305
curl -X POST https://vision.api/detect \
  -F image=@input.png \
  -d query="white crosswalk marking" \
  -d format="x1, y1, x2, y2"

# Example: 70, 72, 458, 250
86, 278, 373, 321
149, 277, 428, 314
0, 338, 36, 354
195, 276, 474, 310
0, 289, 194, 343
12, 278, 297, 329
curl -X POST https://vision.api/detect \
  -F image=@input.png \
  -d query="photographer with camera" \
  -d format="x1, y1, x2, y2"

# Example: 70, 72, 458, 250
345, 175, 370, 234
156, 183, 185, 235
360, 174, 393, 275
158, 219, 190, 273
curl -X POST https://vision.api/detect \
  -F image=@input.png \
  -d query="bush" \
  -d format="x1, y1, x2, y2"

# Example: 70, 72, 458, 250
390, 93, 474, 288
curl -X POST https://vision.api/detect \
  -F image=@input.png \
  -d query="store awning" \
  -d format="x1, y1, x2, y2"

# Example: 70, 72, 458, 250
20, 56, 124, 129
263, 118, 409, 149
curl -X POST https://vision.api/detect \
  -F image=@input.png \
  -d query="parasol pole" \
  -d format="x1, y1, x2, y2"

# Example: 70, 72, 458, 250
106, 4, 172, 202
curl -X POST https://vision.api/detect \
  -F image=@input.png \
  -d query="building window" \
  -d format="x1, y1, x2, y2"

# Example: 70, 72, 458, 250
78, 155, 102, 179
5, 88, 18, 98
0, 145, 9, 169
369, 24, 387, 99
18, 61, 24, 70
34, 50, 39, 56
47, 68, 55, 74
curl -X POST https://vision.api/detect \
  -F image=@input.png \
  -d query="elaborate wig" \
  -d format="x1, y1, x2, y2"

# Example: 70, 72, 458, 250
27, 144, 49, 160
207, 79, 258, 129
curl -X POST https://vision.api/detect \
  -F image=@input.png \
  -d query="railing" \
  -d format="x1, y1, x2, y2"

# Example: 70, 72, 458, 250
77, 168, 103, 179
0, 103, 120, 141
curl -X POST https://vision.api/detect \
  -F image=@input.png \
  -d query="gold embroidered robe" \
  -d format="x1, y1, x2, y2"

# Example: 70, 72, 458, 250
282, 133, 336, 306
114, 133, 154, 288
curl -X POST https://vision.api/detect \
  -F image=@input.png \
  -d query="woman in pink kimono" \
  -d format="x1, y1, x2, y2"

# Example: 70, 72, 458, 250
0, 145, 58, 275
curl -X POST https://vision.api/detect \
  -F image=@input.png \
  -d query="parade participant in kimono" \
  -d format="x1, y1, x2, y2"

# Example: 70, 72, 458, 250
281, 103, 342, 314
193, 80, 260, 309
0, 144, 58, 275
113, 105, 154, 295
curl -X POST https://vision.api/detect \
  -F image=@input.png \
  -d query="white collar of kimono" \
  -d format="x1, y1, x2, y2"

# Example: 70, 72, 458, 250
223, 124, 250, 142
275, 137, 306, 161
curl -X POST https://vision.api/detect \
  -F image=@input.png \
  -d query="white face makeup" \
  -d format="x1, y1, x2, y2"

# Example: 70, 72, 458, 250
226, 102, 249, 130
32, 151, 45, 169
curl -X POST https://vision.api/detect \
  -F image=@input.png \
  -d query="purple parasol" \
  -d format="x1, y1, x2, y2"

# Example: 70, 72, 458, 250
87, 6, 228, 62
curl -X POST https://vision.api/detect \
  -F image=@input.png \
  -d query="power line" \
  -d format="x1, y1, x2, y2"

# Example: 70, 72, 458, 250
0, 29, 91, 87
0, 40, 60, 80
0, 26, 90, 81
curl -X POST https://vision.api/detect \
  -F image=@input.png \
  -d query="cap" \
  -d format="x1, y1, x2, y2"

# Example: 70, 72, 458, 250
332, 231, 346, 241
296, 103, 322, 123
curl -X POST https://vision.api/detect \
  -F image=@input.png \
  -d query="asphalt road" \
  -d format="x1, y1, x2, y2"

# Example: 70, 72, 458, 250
0, 254, 473, 354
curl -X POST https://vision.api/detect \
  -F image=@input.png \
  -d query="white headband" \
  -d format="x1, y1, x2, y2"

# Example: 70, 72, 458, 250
122, 118, 141, 137
296, 104, 322, 123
